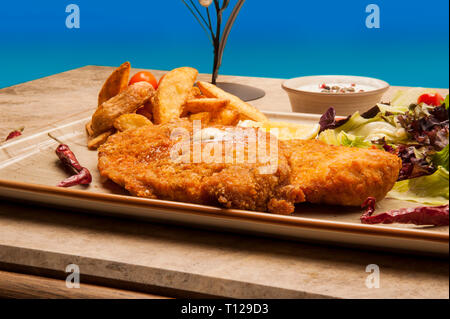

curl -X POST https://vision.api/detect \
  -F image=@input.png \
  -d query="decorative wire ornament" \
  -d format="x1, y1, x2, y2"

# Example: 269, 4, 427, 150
181, 0, 245, 84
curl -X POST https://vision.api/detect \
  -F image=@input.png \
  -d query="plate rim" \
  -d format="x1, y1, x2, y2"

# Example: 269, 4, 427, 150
0, 178, 447, 245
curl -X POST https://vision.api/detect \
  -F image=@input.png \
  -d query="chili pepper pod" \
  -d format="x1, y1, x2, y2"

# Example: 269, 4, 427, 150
55, 144, 84, 173
54, 143, 92, 187
5, 127, 24, 141
57, 167, 92, 188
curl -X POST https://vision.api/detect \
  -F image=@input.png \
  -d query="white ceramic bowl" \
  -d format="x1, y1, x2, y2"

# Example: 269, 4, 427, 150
282, 75, 390, 116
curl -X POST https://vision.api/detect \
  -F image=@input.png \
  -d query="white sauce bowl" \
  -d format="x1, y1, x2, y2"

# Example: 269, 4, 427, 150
282, 75, 390, 116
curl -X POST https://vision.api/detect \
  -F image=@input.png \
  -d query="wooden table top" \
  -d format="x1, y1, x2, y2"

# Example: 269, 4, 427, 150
0, 66, 448, 298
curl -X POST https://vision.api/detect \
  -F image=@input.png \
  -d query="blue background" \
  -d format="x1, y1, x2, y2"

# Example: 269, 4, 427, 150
0, 0, 448, 89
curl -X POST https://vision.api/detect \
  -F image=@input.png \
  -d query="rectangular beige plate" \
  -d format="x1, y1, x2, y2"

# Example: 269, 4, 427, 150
0, 109, 448, 255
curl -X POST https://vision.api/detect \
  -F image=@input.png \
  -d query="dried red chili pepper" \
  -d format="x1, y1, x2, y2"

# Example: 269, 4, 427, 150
5, 127, 24, 141
55, 143, 92, 187
361, 197, 449, 226
55, 144, 83, 173
57, 167, 92, 187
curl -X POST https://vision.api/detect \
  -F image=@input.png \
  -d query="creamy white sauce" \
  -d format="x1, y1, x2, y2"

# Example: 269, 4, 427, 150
298, 83, 377, 93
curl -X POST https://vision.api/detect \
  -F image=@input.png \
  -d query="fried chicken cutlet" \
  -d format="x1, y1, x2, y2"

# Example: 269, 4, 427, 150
282, 139, 402, 206
98, 119, 305, 214
98, 119, 401, 213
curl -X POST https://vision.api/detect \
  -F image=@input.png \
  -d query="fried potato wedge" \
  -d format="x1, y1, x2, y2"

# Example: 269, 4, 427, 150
85, 120, 94, 137
182, 98, 229, 116
136, 103, 153, 121
152, 67, 198, 124
98, 61, 131, 106
88, 130, 113, 150
91, 81, 154, 135
210, 106, 240, 126
197, 81, 268, 122
114, 114, 153, 132
189, 111, 211, 125
187, 86, 203, 100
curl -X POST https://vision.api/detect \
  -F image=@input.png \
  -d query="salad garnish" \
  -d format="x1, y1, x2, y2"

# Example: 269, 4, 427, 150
318, 88, 449, 208
361, 197, 449, 226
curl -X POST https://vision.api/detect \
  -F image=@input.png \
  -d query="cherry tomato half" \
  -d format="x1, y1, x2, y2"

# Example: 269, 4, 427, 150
417, 93, 445, 106
129, 71, 158, 89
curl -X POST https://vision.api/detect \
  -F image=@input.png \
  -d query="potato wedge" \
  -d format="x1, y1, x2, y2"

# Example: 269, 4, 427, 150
197, 81, 268, 122
182, 98, 229, 116
114, 114, 153, 132
98, 61, 131, 106
189, 112, 211, 125
152, 67, 198, 124
85, 120, 94, 137
136, 104, 153, 121
91, 81, 154, 135
187, 86, 203, 100
88, 130, 113, 150
210, 106, 240, 126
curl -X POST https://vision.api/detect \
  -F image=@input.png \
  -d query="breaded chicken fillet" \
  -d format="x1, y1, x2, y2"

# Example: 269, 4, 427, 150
98, 120, 401, 213
282, 140, 402, 206
98, 119, 305, 214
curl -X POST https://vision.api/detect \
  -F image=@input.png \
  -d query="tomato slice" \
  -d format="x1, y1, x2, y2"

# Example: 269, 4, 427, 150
129, 71, 158, 89
417, 93, 445, 106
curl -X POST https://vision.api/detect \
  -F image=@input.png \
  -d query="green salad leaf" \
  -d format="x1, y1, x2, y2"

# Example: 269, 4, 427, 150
318, 110, 408, 146
432, 145, 449, 171
333, 111, 380, 133
391, 88, 438, 107
318, 130, 371, 148
350, 121, 408, 143
387, 166, 449, 205
318, 129, 340, 146
339, 131, 371, 148
377, 103, 408, 114
445, 95, 449, 110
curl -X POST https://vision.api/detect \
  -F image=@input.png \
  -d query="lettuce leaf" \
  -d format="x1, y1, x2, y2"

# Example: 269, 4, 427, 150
339, 131, 371, 148
432, 145, 449, 171
377, 103, 409, 114
391, 88, 438, 107
387, 166, 449, 205
324, 110, 408, 144
334, 111, 381, 133
318, 130, 371, 148
351, 121, 408, 143
318, 129, 340, 146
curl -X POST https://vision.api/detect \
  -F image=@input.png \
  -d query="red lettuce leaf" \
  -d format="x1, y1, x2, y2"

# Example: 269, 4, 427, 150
361, 198, 449, 226
318, 107, 350, 133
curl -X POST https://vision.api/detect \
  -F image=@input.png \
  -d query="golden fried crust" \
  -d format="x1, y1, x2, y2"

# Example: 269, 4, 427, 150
98, 119, 303, 214
98, 61, 130, 107
282, 140, 402, 206
98, 121, 401, 212
92, 82, 154, 135
152, 67, 198, 124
